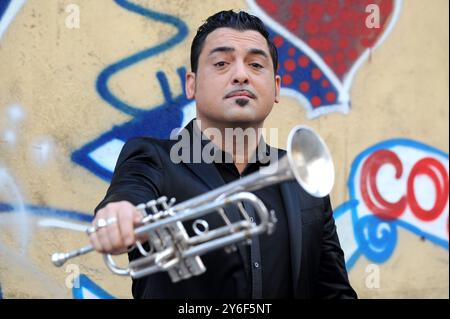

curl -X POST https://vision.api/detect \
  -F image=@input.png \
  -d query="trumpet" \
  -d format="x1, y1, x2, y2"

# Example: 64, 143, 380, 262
51, 125, 334, 282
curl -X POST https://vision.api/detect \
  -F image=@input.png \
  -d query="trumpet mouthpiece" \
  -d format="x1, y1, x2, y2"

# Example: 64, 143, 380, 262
51, 253, 66, 267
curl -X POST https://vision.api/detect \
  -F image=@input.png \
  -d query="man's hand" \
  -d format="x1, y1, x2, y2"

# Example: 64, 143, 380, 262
89, 201, 144, 255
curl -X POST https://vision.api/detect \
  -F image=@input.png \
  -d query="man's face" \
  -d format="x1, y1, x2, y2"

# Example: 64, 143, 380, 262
186, 27, 281, 127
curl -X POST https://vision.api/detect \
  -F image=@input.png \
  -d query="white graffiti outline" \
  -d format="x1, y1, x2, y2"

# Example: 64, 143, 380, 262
0, 0, 27, 40
38, 218, 90, 233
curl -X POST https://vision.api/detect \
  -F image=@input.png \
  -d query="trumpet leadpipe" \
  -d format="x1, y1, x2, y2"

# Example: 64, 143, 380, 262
51, 245, 94, 267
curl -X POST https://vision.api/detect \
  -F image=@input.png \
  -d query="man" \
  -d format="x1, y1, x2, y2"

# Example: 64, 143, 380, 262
91, 10, 357, 299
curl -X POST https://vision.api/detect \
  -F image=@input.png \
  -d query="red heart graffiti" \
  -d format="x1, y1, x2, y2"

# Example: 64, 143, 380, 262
255, 0, 395, 80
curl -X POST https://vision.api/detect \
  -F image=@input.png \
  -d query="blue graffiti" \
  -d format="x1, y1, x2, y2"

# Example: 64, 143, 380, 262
72, 68, 194, 181
0, 0, 12, 20
355, 215, 398, 264
0, 202, 92, 222
335, 139, 449, 270
72, 274, 115, 299
72, 0, 192, 181
96, 0, 189, 116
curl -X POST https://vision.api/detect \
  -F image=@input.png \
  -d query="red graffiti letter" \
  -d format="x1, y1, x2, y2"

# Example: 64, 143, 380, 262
361, 150, 407, 220
407, 157, 449, 221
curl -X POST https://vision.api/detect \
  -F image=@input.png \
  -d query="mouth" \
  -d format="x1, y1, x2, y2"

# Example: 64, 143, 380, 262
224, 90, 256, 100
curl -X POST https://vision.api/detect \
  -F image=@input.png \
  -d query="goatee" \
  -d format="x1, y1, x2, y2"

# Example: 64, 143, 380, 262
235, 98, 250, 107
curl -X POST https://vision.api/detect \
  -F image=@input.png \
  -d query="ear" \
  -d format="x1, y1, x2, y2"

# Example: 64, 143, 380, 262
274, 75, 281, 103
185, 72, 196, 99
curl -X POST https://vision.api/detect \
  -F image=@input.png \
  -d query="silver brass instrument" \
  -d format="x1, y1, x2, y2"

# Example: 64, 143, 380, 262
51, 125, 334, 282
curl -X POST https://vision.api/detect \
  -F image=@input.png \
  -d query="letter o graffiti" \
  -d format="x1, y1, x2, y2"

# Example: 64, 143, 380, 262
407, 157, 449, 222
361, 150, 449, 224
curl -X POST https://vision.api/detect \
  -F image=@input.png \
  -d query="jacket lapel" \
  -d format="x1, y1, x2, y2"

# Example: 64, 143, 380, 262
180, 119, 228, 190
280, 181, 303, 296
183, 160, 225, 191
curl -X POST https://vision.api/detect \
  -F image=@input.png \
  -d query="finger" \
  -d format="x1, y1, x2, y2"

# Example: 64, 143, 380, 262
104, 212, 124, 253
132, 208, 149, 243
91, 209, 111, 252
96, 219, 113, 253
133, 208, 144, 224
88, 231, 103, 253
117, 208, 136, 248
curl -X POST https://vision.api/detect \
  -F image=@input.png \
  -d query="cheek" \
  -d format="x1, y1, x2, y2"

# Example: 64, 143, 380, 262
196, 85, 218, 104
194, 83, 222, 114
197, 76, 226, 101
258, 84, 276, 105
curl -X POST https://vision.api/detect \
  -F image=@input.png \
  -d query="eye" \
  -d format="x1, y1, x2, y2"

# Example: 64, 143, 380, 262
214, 61, 228, 68
250, 63, 263, 69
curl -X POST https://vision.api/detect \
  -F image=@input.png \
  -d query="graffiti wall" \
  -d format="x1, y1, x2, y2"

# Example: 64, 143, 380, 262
0, 0, 448, 298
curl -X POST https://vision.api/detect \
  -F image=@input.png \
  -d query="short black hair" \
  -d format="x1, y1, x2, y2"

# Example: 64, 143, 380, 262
190, 10, 278, 74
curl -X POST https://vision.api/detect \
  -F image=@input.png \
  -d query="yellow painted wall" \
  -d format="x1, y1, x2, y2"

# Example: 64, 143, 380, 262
0, 0, 448, 298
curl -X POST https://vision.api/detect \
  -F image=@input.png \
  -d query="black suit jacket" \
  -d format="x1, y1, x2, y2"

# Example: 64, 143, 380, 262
95, 119, 357, 299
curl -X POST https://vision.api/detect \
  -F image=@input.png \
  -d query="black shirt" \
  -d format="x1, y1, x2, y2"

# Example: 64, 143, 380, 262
204, 136, 293, 298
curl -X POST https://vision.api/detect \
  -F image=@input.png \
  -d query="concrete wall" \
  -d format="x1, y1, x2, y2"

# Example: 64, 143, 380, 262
0, 0, 448, 298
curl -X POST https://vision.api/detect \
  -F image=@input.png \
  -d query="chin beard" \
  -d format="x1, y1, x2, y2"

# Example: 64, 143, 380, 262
235, 98, 250, 107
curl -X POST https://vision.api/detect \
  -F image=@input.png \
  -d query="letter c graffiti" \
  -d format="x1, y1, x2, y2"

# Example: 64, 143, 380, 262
360, 149, 407, 220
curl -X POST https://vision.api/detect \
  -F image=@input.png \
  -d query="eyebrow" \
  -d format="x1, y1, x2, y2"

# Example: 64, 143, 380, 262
208, 46, 234, 56
248, 48, 269, 59
208, 47, 269, 59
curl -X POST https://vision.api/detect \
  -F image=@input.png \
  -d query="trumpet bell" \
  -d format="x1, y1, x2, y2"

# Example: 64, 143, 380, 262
287, 125, 335, 198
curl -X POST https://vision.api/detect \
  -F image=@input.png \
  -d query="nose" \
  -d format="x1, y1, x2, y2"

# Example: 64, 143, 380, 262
232, 61, 249, 85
